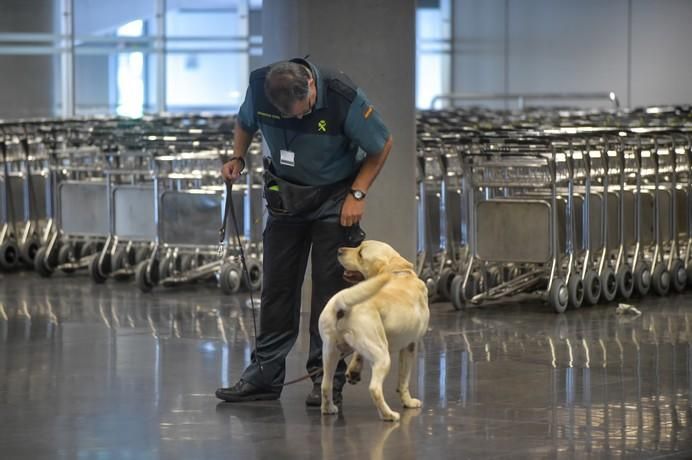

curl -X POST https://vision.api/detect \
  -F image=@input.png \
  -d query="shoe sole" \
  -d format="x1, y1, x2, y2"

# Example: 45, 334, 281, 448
215, 391, 280, 403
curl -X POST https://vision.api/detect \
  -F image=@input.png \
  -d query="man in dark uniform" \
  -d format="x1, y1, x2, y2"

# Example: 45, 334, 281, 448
215, 58, 392, 406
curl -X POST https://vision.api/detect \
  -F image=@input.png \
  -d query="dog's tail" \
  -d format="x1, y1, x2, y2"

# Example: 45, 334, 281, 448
335, 273, 392, 319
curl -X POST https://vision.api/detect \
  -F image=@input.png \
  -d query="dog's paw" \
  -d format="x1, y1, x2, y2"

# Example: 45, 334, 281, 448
322, 403, 339, 415
403, 398, 422, 409
380, 410, 400, 422
346, 370, 361, 385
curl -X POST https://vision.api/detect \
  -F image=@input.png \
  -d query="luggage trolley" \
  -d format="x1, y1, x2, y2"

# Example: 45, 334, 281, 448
451, 137, 572, 312
0, 125, 51, 269
0, 135, 21, 270
134, 135, 264, 294
88, 147, 157, 283
33, 126, 109, 277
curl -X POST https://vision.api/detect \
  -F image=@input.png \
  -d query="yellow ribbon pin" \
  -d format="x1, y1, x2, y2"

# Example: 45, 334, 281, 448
318, 120, 327, 132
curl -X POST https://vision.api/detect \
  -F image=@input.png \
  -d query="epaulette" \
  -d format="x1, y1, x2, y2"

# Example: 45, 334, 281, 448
250, 66, 270, 81
327, 78, 357, 102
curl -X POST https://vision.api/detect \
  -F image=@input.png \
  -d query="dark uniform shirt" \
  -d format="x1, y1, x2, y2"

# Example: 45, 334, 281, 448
236, 58, 390, 187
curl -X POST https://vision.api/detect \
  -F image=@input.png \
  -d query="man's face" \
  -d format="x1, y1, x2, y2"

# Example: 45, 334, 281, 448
279, 78, 315, 119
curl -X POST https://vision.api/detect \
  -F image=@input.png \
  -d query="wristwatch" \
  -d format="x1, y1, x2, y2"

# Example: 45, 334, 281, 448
350, 189, 366, 201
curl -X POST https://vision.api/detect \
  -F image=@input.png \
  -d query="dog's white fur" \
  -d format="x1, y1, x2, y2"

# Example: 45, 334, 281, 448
318, 240, 429, 421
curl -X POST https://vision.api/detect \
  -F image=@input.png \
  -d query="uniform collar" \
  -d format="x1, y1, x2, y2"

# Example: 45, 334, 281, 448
289, 57, 326, 111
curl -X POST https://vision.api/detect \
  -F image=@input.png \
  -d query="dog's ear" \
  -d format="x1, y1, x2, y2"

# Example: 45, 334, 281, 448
370, 259, 386, 275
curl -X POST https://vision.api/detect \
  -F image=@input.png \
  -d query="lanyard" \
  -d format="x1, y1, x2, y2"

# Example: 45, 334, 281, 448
282, 125, 302, 151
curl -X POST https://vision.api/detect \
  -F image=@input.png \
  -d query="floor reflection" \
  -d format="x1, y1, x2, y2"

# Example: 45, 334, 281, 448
1, 274, 692, 459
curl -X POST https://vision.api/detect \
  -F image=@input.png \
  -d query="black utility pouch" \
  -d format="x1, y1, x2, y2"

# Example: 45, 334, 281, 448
262, 158, 347, 216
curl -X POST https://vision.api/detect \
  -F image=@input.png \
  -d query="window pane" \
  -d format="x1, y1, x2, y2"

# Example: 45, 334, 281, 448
74, 13, 157, 116
166, 1, 248, 37
166, 52, 247, 113
416, 0, 452, 109
75, 51, 157, 116
74, 0, 156, 37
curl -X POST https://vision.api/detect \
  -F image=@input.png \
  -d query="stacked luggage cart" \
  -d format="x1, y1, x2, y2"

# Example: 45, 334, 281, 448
0, 115, 264, 295
3, 106, 692, 313
417, 106, 692, 312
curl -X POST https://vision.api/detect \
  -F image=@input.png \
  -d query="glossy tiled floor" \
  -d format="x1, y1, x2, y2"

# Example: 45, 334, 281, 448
1, 272, 692, 459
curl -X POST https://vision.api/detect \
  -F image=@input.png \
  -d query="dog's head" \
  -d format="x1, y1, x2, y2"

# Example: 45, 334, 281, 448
337, 240, 413, 278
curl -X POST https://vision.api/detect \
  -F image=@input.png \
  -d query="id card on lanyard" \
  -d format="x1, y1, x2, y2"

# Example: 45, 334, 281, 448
280, 149, 295, 167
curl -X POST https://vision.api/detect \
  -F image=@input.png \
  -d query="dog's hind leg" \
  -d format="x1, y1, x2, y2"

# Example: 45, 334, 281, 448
398, 343, 422, 409
364, 341, 399, 422
320, 339, 340, 415
346, 353, 363, 385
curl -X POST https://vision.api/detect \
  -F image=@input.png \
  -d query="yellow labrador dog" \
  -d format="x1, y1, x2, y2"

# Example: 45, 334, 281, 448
318, 240, 429, 421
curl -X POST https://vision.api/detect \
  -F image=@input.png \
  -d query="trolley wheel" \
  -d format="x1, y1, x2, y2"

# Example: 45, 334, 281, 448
134, 246, 150, 264
670, 258, 687, 293
567, 274, 584, 309
470, 271, 484, 298
506, 264, 521, 281
424, 276, 437, 299
80, 240, 100, 258
112, 248, 125, 271
135, 260, 154, 293
158, 255, 175, 281
20, 238, 40, 265
583, 270, 601, 306
0, 240, 20, 271
242, 258, 263, 292
33, 246, 54, 278
58, 244, 77, 273
616, 264, 634, 299
180, 253, 203, 272
487, 266, 502, 289
220, 263, 242, 294
549, 278, 568, 313
449, 274, 466, 311
600, 267, 617, 303
89, 253, 107, 284
436, 268, 456, 301
111, 248, 134, 281
634, 262, 651, 296
652, 264, 670, 296
180, 254, 193, 272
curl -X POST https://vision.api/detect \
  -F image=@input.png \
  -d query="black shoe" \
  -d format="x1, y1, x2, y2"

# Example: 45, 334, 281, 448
215, 379, 280, 403
305, 383, 343, 407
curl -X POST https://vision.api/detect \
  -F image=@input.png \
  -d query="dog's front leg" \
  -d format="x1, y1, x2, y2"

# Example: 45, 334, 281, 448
320, 340, 340, 415
398, 343, 422, 409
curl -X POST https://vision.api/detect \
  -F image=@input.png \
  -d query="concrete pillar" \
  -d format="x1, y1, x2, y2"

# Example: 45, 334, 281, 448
261, 0, 417, 261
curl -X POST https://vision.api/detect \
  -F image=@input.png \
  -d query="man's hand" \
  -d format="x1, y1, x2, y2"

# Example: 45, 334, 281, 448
340, 194, 365, 227
221, 157, 245, 182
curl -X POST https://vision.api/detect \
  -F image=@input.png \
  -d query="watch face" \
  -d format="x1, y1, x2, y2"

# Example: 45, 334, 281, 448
352, 190, 364, 200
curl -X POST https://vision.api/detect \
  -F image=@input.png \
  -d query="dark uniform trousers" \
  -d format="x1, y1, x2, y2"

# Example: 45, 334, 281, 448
240, 212, 363, 392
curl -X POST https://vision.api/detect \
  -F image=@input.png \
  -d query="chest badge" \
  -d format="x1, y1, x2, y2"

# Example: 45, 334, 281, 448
317, 120, 327, 132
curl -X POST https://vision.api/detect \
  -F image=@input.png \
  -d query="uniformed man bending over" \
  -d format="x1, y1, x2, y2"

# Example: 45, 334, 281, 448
215, 58, 392, 406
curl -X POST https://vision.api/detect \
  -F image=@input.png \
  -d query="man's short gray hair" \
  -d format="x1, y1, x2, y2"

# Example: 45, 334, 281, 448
264, 61, 311, 114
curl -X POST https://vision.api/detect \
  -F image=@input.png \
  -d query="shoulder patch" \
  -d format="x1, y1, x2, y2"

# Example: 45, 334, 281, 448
327, 78, 357, 102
